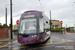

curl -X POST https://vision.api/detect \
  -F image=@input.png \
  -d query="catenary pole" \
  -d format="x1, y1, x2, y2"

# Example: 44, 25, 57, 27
50, 11, 51, 31
5, 7, 7, 27
10, 0, 13, 39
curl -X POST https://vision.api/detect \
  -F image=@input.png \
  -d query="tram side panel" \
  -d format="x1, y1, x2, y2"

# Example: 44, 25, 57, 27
43, 16, 51, 41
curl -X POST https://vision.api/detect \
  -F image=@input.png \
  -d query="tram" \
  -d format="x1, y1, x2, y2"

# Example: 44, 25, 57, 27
18, 10, 51, 44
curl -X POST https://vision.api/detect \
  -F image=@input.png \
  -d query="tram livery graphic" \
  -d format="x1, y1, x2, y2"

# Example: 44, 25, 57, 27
18, 10, 51, 44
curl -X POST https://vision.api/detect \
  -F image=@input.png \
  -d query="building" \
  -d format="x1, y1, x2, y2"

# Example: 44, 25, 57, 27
51, 20, 61, 29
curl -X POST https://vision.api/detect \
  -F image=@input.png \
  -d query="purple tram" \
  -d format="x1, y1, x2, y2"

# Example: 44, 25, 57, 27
18, 10, 51, 44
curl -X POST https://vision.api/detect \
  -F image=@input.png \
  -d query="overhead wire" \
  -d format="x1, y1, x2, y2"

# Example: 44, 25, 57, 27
38, 0, 43, 11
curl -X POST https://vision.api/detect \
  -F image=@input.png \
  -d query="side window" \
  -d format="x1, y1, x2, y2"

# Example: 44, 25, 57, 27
39, 18, 44, 32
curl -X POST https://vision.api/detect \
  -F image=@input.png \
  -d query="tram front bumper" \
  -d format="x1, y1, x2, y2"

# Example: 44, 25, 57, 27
18, 36, 43, 44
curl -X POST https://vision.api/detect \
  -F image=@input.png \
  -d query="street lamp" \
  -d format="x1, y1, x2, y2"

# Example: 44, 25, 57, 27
50, 11, 51, 31
73, 2, 75, 32
5, 4, 9, 27
5, 4, 13, 27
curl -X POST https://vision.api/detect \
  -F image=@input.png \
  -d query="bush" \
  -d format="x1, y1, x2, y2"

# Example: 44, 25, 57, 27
44, 29, 50, 32
51, 28, 61, 32
0, 25, 3, 28
3, 24, 6, 27
0, 24, 9, 28
3, 24, 9, 28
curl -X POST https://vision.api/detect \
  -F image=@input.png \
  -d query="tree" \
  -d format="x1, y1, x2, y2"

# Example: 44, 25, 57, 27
50, 21, 52, 26
49, 21, 52, 31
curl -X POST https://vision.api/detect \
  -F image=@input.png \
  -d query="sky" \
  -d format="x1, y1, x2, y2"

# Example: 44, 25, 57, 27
0, 0, 75, 27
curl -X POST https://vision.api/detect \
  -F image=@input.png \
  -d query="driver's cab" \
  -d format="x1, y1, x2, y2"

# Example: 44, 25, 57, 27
19, 18, 37, 34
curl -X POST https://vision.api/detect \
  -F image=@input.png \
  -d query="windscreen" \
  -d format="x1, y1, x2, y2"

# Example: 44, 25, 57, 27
19, 19, 37, 34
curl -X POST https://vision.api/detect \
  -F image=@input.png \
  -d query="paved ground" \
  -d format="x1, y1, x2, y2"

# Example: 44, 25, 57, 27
0, 32, 75, 50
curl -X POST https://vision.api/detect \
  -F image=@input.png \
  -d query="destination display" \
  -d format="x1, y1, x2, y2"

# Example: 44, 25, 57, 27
24, 15, 35, 18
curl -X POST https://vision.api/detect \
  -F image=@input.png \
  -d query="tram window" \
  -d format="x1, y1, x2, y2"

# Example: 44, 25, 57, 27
19, 19, 37, 34
19, 22, 24, 34
39, 18, 44, 32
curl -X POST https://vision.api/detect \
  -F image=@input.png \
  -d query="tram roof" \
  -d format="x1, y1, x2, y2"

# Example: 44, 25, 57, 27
21, 10, 49, 20
42, 13, 49, 20
22, 10, 42, 15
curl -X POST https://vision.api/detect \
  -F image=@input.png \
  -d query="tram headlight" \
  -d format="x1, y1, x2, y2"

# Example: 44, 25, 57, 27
18, 35, 21, 37
32, 35, 37, 37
